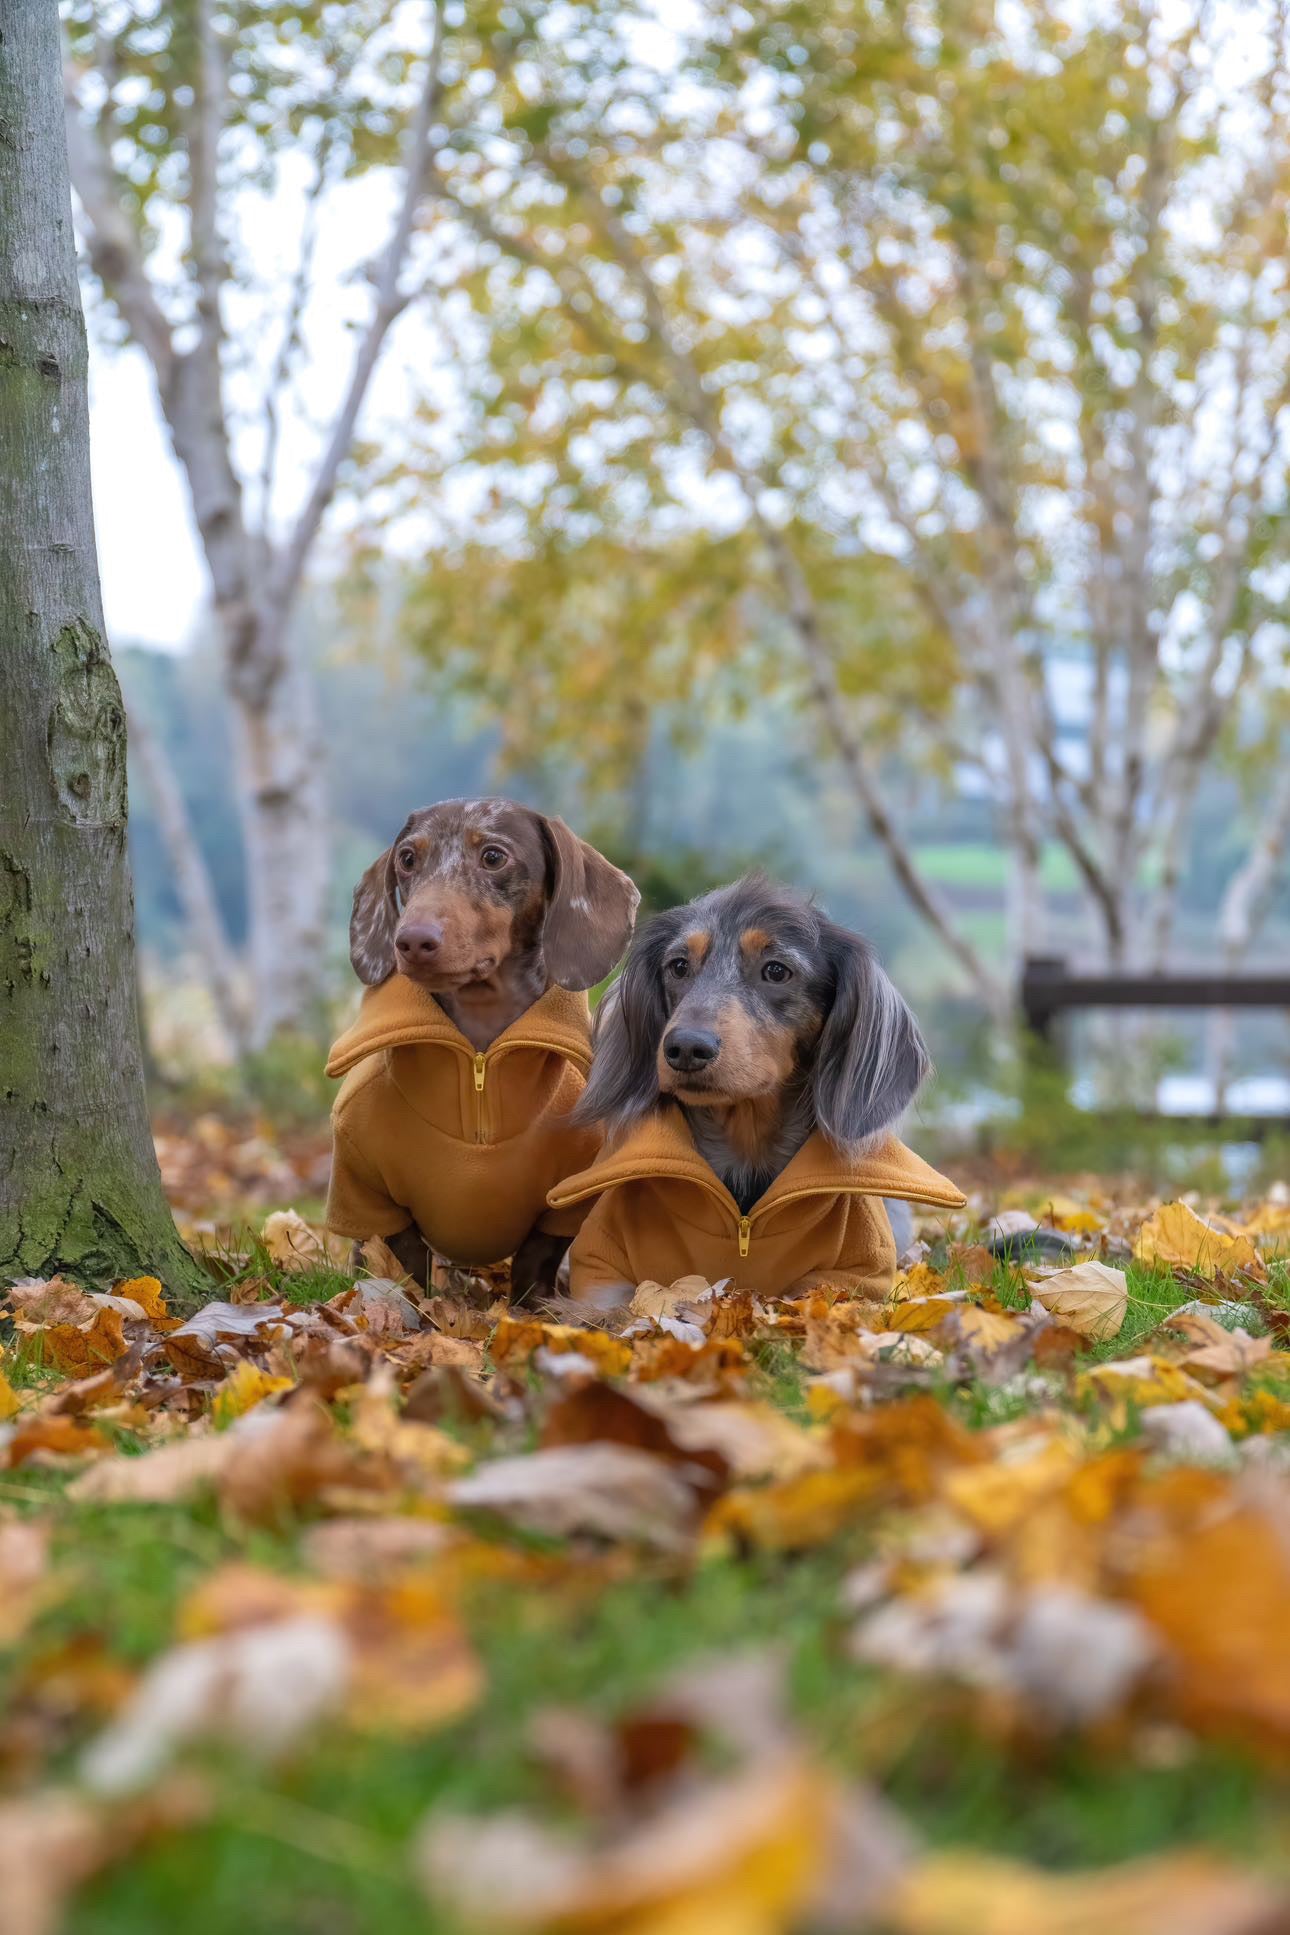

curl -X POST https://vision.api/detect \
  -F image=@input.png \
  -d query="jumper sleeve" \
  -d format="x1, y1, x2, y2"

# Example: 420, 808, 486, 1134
566, 1195, 637, 1300
325, 1124, 413, 1240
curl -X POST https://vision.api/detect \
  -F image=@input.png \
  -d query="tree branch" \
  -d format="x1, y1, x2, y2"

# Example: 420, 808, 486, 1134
269, 1, 445, 623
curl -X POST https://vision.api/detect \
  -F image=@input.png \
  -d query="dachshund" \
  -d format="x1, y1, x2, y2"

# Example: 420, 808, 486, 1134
331, 797, 639, 1292
573, 873, 931, 1206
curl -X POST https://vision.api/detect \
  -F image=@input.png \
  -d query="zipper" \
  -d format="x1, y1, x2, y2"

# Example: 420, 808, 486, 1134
737, 1216, 751, 1258
473, 1053, 486, 1143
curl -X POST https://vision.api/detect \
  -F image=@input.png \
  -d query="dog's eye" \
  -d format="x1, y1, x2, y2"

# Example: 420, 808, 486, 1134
665, 956, 690, 980
762, 961, 791, 983
397, 846, 417, 870
479, 846, 508, 869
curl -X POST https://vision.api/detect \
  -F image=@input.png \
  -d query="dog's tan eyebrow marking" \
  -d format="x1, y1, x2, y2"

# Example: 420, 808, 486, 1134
739, 927, 771, 959
684, 930, 711, 966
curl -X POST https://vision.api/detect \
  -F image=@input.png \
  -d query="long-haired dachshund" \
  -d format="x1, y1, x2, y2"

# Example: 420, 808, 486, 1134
551, 874, 964, 1299
326, 797, 639, 1292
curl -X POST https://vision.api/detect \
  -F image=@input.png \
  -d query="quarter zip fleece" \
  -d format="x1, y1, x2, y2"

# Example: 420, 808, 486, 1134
325, 976, 599, 1264
549, 1104, 966, 1299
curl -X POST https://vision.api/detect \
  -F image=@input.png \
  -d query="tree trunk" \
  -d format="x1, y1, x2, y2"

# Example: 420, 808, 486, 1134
227, 638, 331, 1046
0, 3, 192, 1290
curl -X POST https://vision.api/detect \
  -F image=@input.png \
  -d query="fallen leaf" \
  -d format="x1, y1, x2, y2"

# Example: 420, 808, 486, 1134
1134, 1203, 1263, 1280
418, 1753, 838, 1934
705, 1468, 880, 1553
449, 1444, 702, 1548
81, 1615, 351, 1794
0, 1519, 52, 1646
261, 1208, 350, 1272
1030, 1262, 1128, 1341
490, 1316, 632, 1378
888, 1848, 1284, 1935
629, 1275, 714, 1321
68, 1431, 235, 1505
1164, 1311, 1273, 1381
211, 1359, 295, 1426
0, 1789, 107, 1935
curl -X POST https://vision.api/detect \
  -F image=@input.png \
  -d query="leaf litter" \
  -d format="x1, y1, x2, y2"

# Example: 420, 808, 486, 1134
2, 1181, 1290, 1927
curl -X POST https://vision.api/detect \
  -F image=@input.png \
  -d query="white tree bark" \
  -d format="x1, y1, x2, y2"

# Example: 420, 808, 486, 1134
63, 3, 444, 1046
128, 704, 249, 1057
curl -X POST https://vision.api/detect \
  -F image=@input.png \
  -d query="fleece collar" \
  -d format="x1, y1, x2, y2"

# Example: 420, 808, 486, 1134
325, 975, 593, 1079
548, 1103, 966, 1219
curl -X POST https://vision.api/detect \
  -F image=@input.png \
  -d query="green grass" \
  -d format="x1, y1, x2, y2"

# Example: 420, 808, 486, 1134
59, 1524, 1290, 1934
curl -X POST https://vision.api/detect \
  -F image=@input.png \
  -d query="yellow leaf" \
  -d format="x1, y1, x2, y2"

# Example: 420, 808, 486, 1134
211, 1360, 294, 1427
1031, 1262, 1127, 1340
1079, 1356, 1217, 1415
260, 1209, 350, 1273
942, 1436, 1078, 1538
0, 1363, 20, 1422
112, 1276, 172, 1326
705, 1468, 879, 1553
1134, 1202, 1262, 1279
630, 1276, 712, 1321
889, 1848, 1282, 1935
490, 1317, 632, 1378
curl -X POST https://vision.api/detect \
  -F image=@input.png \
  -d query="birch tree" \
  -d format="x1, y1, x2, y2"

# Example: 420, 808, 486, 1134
387, 0, 1290, 1002
62, 0, 448, 1048
0, 0, 191, 1288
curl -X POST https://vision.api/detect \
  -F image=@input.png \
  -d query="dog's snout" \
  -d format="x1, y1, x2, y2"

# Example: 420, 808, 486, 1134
663, 1027, 721, 1074
395, 921, 443, 964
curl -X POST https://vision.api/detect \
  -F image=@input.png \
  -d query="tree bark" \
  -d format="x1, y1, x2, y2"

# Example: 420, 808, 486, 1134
0, 2, 193, 1289
128, 701, 249, 1058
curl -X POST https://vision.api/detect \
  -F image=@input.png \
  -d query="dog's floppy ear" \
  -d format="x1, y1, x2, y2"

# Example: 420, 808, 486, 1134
812, 922, 931, 1150
572, 912, 673, 1134
538, 816, 640, 991
349, 842, 401, 986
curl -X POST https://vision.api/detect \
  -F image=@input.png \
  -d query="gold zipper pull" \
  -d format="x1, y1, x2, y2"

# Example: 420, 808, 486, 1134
473, 1053, 486, 1094
738, 1216, 751, 1258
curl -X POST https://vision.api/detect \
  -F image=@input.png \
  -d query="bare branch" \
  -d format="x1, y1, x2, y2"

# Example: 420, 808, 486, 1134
63, 66, 175, 386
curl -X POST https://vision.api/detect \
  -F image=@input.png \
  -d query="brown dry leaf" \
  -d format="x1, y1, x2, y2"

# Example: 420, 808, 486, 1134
418, 1753, 838, 1935
6, 1277, 98, 1325
888, 1848, 1284, 1935
164, 1300, 288, 1380
360, 1234, 415, 1284
947, 1243, 997, 1286
0, 1788, 107, 1935
0, 1519, 53, 1646
490, 1316, 632, 1379
68, 1430, 235, 1505
5, 1414, 106, 1469
659, 1400, 828, 1482
261, 1207, 350, 1272
629, 1275, 714, 1322
449, 1444, 701, 1549
1134, 1203, 1264, 1280
1164, 1312, 1273, 1381
16, 1302, 131, 1379
1030, 1262, 1128, 1341
217, 1400, 376, 1525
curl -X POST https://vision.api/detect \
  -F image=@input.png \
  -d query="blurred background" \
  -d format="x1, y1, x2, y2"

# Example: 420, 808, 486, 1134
64, 0, 1290, 1194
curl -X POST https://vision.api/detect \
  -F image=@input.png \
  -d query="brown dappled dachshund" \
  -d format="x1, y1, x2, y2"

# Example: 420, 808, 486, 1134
327, 797, 639, 1292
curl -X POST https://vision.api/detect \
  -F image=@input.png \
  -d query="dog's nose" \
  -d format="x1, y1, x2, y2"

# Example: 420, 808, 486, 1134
396, 922, 443, 964
663, 1027, 720, 1073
